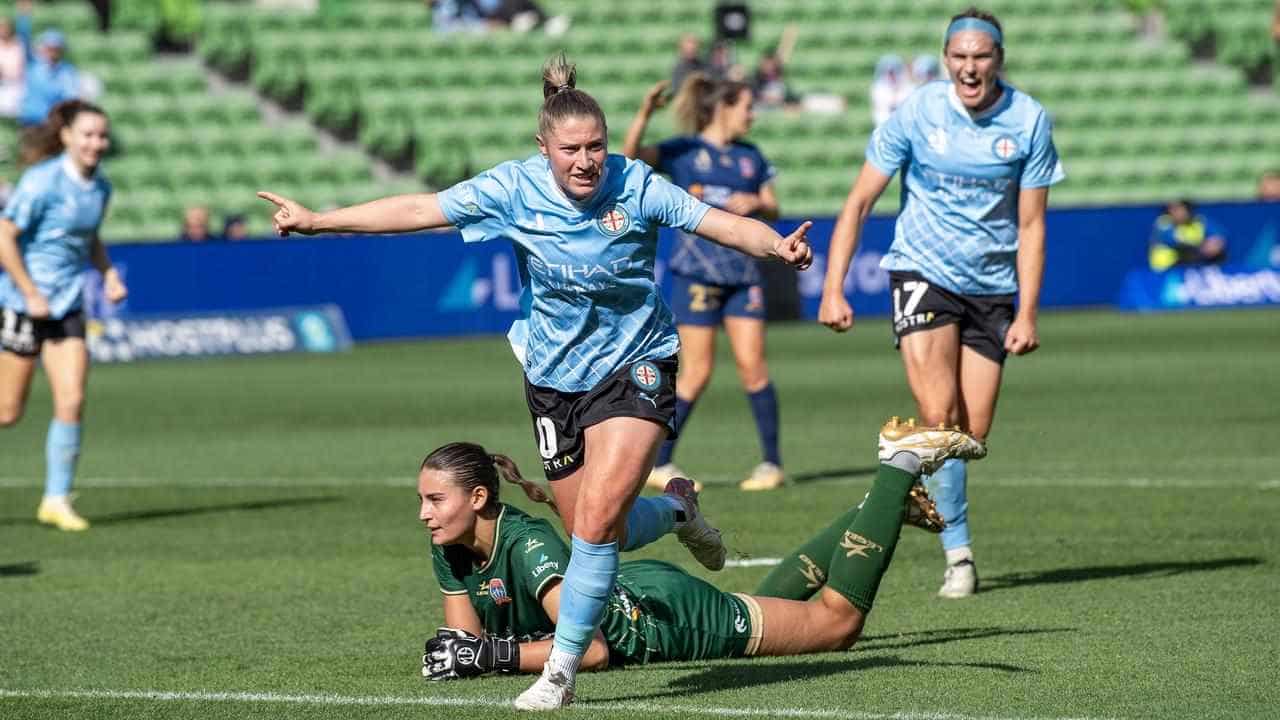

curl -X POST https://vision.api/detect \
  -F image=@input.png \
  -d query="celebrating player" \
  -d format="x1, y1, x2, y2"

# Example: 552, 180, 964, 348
257, 53, 812, 709
0, 100, 126, 532
818, 8, 1063, 598
418, 418, 985, 691
623, 74, 787, 492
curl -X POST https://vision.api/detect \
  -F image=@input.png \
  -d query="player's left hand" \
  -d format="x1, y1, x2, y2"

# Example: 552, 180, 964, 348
103, 267, 128, 304
422, 628, 520, 681
774, 221, 813, 271
1004, 315, 1039, 355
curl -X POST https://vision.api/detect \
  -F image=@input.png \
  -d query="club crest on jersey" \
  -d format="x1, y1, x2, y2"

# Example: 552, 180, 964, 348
695, 149, 712, 172
738, 156, 756, 179
630, 361, 661, 391
488, 577, 511, 606
992, 135, 1018, 160
596, 205, 631, 237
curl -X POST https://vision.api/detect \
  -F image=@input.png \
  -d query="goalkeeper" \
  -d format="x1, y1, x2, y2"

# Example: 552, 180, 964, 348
418, 418, 985, 684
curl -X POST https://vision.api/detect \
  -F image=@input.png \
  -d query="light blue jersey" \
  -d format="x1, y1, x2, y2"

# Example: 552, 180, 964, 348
867, 80, 1064, 295
438, 153, 711, 392
0, 155, 111, 319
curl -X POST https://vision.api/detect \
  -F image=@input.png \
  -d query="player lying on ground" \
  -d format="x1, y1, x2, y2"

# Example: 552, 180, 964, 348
417, 418, 985, 692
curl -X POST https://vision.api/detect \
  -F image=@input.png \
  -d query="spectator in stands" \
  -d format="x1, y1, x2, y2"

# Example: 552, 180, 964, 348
15, 7, 83, 128
706, 40, 743, 82
870, 54, 912, 128
911, 54, 942, 88
670, 34, 707, 94
223, 214, 250, 241
429, 0, 568, 36
1148, 200, 1228, 272
180, 206, 214, 243
1259, 170, 1280, 201
751, 50, 800, 110
0, 15, 25, 119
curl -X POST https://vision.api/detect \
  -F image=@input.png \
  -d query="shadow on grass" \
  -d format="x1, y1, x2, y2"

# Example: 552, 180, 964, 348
604, 654, 1030, 701
858, 625, 1076, 651
790, 466, 878, 484
91, 496, 343, 526
0, 560, 39, 577
982, 557, 1264, 591
0, 496, 343, 527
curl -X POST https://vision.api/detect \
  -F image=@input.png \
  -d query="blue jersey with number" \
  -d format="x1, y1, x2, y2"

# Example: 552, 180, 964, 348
0, 155, 111, 319
656, 136, 776, 286
866, 80, 1064, 295
438, 153, 711, 393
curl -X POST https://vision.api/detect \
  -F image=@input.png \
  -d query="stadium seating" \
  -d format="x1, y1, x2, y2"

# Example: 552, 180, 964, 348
2, 0, 1277, 242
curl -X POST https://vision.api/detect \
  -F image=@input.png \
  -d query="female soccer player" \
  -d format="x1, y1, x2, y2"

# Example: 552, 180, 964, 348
0, 99, 124, 532
818, 8, 1064, 599
257, 54, 812, 709
622, 74, 787, 492
417, 418, 985, 690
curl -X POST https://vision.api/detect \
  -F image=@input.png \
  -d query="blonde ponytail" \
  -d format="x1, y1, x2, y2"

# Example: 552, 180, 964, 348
538, 52, 607, 138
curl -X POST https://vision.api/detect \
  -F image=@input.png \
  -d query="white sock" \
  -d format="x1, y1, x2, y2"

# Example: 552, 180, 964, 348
545, 647, 581, 682
945, 546, 974, 566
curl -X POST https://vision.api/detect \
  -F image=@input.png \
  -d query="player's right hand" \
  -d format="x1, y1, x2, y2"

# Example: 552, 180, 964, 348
642, 80, 670, 112
818, 291, 854, 332
22, 291, 50, 319
256, 191, 316, 237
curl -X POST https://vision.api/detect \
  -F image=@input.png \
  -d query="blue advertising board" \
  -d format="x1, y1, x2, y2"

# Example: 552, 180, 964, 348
53, 200, 1280, 343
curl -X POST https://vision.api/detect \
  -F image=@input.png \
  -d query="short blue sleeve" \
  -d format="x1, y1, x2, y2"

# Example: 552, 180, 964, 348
1020, 110, 1065, 189
436, 167, 512, 244
655, 137, 698, 175
2, 170, 49, 233
640, 170, 711, 232
756, 147, 778, 185
865, 102, 912, 178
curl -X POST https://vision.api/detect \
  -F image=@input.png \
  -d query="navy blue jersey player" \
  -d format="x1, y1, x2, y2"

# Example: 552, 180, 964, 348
819, 8, 1064, 599
623, 73, 787, 492
258, 54, 812, 710
0, 100, 127, 532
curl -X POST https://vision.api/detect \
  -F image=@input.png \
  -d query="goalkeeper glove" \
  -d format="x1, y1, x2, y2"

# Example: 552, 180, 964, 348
422, 627, 520, 681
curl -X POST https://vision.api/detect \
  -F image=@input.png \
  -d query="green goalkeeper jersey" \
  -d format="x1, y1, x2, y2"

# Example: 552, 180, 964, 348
432, 504, 757, 663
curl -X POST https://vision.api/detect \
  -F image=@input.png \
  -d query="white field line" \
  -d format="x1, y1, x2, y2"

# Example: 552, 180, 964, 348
0, 687, 1118, 720
0, 476, 1274, 490
724, 557, 784, 568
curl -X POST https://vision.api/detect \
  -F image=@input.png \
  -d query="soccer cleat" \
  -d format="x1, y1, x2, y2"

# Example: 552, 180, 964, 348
938, 559, 978, 599
646, 463, 702, 493
512, 667, 575, 711
739, 461, 785, 491
664, 477, 727, 571
878, 416, 987, 476
36, 495, 89, 532
905, 482, 946, 533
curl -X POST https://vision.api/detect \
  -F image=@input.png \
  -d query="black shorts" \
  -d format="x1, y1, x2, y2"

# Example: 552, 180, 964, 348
0, 308, 86, 358
525, 357, 679, 481
888, 272, 1015, 364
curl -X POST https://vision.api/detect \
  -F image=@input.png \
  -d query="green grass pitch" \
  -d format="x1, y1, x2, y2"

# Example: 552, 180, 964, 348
2, 308, 1278, 719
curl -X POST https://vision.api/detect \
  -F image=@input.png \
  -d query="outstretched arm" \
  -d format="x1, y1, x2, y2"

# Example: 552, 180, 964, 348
517, 580, 609, 673
256, 191, 452, 237
693, 208, 813, 269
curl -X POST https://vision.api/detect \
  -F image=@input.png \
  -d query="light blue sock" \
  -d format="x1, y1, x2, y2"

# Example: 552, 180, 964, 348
927, 458, 970, 552
45, 420, 81, 498
620, 495, 681, 551
552, 536, 619, 656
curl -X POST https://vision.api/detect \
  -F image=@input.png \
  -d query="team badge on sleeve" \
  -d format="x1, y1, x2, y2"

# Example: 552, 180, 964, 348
992, 135, 1018, 160
487, 578, 511, 606
596, 205, 631, 237
630, 360, 661, 391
